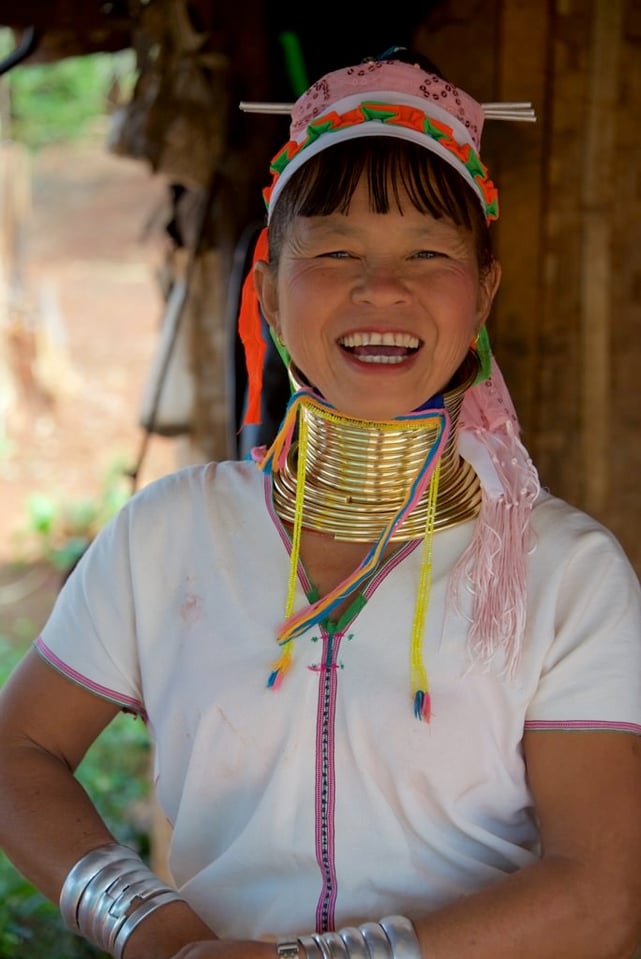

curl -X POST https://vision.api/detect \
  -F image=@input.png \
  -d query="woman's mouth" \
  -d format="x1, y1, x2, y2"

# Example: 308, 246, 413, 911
338, 331, 420, 365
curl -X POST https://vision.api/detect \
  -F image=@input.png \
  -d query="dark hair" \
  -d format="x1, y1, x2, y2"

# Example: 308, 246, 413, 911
268, 137, 494, 274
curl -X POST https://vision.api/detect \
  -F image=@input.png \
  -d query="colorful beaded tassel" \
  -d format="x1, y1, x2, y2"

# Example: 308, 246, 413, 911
259, 389, 449, 721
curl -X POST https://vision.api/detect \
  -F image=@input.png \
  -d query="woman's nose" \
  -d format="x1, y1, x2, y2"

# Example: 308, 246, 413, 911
352, 262, 411, 305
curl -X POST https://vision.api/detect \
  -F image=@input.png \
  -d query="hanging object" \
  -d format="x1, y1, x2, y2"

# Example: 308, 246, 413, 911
138, 260, 194, 436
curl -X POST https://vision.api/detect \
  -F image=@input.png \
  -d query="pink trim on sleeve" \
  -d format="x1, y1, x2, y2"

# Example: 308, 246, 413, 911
34, 636, 147, 720
525, 719, 641, 735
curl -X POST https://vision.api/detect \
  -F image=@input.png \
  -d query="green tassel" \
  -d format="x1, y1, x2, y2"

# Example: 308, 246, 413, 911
474, 326, 492, 384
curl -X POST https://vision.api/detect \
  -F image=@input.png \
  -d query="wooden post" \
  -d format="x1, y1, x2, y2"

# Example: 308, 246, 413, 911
579, 0, 622, 516
492, 0, 550, 441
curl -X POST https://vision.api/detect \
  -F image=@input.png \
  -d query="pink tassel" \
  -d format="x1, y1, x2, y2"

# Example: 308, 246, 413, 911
452, 358, 540, 676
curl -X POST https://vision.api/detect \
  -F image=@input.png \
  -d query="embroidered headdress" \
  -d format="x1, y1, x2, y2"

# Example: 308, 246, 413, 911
264, 58, 499, 222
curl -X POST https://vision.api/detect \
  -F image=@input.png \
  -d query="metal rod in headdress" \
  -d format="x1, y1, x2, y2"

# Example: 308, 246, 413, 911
239, 101, 537, 122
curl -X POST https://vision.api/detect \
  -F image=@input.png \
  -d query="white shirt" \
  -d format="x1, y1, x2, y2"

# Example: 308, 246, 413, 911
36, 460, 641, 938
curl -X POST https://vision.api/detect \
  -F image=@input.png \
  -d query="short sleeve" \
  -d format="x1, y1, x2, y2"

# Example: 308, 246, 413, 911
35, 493, 145, 715
526, 519, 641, 733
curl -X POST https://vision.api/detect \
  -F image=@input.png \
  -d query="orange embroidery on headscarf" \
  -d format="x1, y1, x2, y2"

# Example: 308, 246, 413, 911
262, 102, 499, 222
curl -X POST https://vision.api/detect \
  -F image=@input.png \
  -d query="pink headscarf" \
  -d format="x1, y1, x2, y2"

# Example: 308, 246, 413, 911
264, 58, 498, 222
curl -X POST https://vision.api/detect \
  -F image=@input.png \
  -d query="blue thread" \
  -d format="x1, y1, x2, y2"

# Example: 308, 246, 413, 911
414, 690, 425, 719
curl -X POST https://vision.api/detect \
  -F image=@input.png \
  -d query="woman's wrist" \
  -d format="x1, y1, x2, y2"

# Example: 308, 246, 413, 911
59, 841, 213, 959
121, 899, 216, 959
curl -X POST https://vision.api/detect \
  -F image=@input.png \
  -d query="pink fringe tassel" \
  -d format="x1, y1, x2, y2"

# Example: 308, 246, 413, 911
451, 359, 540, 677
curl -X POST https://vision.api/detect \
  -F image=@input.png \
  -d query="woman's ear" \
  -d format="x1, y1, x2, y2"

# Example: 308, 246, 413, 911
477, 258, 502, 325
253, 259, 280, 338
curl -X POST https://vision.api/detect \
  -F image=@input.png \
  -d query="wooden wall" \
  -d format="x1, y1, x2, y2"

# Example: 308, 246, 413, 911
414, 0, 641, 575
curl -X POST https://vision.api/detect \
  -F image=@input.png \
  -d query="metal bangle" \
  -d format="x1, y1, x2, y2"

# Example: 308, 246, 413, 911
111, 888, 185, 959
276, 941, 302, 959
106, 885, 183, 955
99, 872, 177, 953
102, 868, 163, 918
298, 935, 324, 959
314, 931, 351, 959
359, 922, 394, 959
297, 915, 420, 959
59, 842, 184, 957
59, 843, 141, 932
78, 864, 150, 945
337, 926, 370, 959
311, 933, 332, 959
326, 932, 353, 959
379, 917, 421, 959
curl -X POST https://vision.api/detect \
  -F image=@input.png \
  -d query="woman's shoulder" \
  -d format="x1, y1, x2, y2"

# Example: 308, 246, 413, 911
533, 490, 619, 537
97, 458, 267, 548
531, 490, 637, 577
70, 458, 269, 578
129, 458, 262, 507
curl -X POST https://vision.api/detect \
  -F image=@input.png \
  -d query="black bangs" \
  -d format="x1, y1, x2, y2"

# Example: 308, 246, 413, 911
268, 137, 491, 267
278, 138, 476, 223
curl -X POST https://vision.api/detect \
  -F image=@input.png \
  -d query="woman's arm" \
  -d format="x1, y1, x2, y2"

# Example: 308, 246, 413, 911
409, 728, 641, 958
0, 649, 217, 958
0, 648, 122, 896
173, 730, 641, 959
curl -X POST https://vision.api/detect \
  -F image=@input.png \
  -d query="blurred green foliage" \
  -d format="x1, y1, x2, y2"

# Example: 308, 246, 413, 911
18, 455, 132, 570
0, 31, 155, 956
0, 33, 153, 955
0, 30, 136, 149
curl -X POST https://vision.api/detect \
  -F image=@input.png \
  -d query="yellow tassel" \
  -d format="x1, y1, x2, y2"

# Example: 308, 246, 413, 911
410, 461, 441, 721
267, 413, 309, 688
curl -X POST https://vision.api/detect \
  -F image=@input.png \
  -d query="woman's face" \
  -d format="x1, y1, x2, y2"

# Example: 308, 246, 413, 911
255, 176, 500, 421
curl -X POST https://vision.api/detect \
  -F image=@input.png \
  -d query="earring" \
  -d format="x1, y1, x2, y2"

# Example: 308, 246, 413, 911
472, 326, 492, 384
270, 326, 291, 367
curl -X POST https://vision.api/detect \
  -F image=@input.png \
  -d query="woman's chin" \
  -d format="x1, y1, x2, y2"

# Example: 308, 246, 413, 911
325, 394, 424, 422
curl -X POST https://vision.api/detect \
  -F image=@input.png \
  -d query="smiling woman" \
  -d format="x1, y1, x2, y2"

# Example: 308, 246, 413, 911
1, 46, 641, 959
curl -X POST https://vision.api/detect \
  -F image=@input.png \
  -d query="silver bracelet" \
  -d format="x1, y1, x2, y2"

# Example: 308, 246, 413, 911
284, 916, 421, 959
111, 888, 184, 959
60, 843, 140, 932
336, 927, 370, 959
360, 922, 393, 959
80, 863, 151, 948
314, 931, 351, 959
59, 841, 185, 957
277, 943, 304, 959
103, 871, 181, 954
297, 936, 323, 959
379, 916, 422, 959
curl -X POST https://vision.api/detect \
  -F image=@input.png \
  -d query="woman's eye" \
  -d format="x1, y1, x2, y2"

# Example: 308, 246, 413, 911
413, 250, 441, 260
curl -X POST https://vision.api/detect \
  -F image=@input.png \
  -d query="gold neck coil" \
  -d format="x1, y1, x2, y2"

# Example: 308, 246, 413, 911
271, 352, 482, 542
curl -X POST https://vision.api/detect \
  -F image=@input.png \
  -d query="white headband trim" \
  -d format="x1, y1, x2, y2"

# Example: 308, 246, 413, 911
266, 122, 485, 221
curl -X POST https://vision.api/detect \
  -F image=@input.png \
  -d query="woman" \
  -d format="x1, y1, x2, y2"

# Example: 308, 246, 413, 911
1, 49, 641, 959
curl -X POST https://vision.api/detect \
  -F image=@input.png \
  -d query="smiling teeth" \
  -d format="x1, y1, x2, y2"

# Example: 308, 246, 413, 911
340, 331, 419, 349
358, 354, 406, 364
